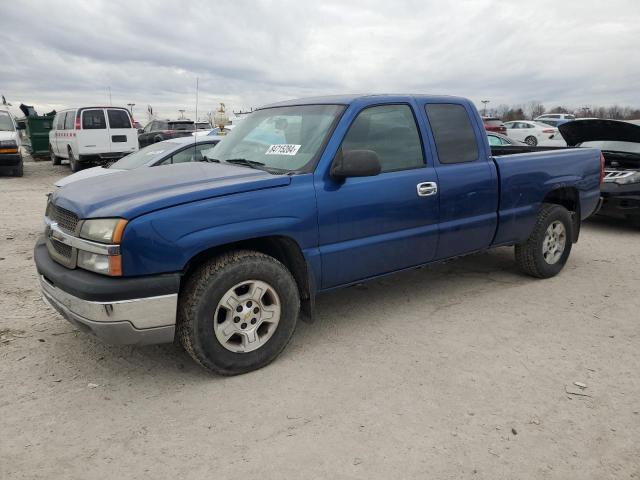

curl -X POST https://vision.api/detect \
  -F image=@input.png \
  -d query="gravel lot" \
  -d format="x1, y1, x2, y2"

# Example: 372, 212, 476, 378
1, 156, 639, 479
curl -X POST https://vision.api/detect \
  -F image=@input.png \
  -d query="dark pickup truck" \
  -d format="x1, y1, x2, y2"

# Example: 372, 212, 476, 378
35, 94, 603, 375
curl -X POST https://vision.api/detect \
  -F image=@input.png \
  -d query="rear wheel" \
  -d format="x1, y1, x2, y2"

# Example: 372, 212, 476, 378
68, 147, 80, 172
13, 163, 23, 177
153, 135, 163, 144
515, 203, 573, 278
525, 136, 538, 146
50, 146, 61, 165
177, 250, 300, 375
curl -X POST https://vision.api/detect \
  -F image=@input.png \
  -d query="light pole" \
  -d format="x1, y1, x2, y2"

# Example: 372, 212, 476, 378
178, 109, 185, 119
481, 100, 490, 116
127, 103, 135, 116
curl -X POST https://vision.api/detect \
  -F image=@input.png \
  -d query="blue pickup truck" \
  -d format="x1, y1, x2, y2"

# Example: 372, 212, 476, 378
35, 94, 603, 374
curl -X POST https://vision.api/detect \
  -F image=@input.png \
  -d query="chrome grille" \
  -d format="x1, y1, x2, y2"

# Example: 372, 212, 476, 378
50, 239, 72, 259
49, 204, 79, 234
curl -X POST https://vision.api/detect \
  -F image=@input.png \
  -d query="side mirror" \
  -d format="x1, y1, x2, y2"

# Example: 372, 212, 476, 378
137, 128, 144, 134
331, 149, 381, 178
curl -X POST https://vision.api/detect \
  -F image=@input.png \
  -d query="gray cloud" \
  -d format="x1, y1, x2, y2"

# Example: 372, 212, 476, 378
1, 0, 638, 121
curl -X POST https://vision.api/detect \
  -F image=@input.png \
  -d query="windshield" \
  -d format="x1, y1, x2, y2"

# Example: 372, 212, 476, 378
211, 104, 344, 172
0, 112, 15, 131
110, 141, 180, 170
578, 140, 640, 155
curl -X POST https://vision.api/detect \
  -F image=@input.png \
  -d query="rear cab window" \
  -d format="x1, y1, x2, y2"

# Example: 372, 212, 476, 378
82, 109, 107, 129
107, 109, 132, 129
425, 104, 479, 164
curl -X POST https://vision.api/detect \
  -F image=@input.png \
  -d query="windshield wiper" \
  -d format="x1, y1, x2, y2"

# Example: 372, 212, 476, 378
224, 158, 266, 168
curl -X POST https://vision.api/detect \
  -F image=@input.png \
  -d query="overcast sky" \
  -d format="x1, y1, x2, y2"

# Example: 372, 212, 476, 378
1, 0, 638, 121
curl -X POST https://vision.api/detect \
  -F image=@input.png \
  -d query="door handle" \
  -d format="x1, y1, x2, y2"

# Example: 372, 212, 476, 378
417, 182, 438, 197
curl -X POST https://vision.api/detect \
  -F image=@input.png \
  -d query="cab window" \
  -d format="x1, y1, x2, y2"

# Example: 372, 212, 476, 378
340, 104, 424, 172
425, 103, 479, 164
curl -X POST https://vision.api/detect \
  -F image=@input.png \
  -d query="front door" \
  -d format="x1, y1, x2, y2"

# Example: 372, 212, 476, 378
315, 103, 439, 289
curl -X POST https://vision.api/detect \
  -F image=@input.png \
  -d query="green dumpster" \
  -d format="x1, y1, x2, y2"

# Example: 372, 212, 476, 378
18, 104, 55, 159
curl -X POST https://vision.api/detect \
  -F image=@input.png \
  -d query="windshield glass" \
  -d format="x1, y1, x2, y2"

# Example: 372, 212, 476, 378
578, 140, 640, 155
0, 111, 15, 131
211, 104, 344, 172
110, 141, 179, 170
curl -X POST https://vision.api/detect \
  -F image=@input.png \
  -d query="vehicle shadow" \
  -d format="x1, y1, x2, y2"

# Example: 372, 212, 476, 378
584, 215, 639, 233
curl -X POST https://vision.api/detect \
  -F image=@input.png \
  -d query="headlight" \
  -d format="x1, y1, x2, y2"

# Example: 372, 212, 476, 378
77, 251, 122, 276
0, 140, 18, 153
80, 218, 127, 243
614, 171, 640, 185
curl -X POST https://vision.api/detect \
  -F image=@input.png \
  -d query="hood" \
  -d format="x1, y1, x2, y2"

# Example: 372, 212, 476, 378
54, 166, 123, 188
51, 162, 290, 219
0, 131, 19, 143
559, 119, 640, 147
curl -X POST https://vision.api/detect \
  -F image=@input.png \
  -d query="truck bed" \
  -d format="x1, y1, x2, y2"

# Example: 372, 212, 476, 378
490, 146, 602, 246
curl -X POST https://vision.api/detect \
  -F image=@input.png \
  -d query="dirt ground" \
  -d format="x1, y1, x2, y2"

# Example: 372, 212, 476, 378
1, 155, 639, 480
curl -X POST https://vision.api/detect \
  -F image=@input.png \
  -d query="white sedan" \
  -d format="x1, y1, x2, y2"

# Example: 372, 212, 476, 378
503, 120, 563, 146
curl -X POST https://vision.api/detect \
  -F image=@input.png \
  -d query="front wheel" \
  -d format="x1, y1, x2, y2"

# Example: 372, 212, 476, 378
515, 203, 573, 278
177, 250, 300, 375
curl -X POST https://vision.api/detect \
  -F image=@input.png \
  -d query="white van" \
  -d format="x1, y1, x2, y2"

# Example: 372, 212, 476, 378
0, 108, 23, 177
49, 107, 138, 171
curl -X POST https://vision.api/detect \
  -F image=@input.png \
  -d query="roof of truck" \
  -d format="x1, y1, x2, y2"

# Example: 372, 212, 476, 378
261, 94, 468, 109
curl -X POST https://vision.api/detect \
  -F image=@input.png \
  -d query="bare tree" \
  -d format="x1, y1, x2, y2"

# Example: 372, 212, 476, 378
526, 101, 545, 119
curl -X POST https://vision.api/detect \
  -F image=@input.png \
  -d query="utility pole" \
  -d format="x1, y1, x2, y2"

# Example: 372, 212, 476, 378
107, 87, 112, 106
127, 103, 135, 115
481, 100, 490, 116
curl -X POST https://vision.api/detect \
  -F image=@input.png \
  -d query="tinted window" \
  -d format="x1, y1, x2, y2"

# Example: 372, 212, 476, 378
425, 104, 478, 164
107, 109, 132, 129
341, 104, 424, 172
82, 109, 106, 129
64, 111, 75, 130
168, 121, 195, 131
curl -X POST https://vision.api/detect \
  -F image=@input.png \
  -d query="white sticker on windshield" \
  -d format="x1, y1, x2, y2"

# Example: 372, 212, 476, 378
265, 144, 301, 155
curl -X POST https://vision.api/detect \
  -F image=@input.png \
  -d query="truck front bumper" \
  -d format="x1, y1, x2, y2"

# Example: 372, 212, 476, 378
35, 237, 180, 345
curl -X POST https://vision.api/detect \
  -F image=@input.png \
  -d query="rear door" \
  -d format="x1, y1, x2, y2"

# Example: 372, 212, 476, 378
422, 102, 499, 259
315, 102, 440, 288
80, 109, 108, 155
106, 108, 138, 155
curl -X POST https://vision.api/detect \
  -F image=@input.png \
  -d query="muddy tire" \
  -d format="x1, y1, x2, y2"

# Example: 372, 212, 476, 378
177, 250, 300, 375
68, 147, 80, 172
515, 203, 573, 278
50, 146, 61, 165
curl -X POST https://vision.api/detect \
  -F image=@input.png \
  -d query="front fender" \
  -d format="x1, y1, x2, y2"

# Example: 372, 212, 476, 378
120, 175, 319, 277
